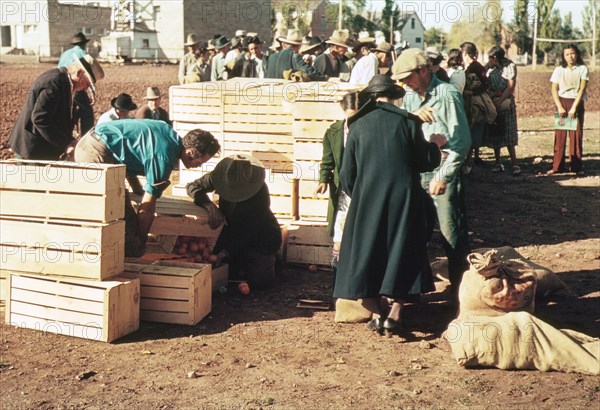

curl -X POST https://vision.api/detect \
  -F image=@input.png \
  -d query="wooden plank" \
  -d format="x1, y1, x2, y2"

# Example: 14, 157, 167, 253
223, 113, 292, 125
104, 277, 140, 342
141, 298, 189, 312
222, 132, 293, 145
293, 160, 321, 181
299, 180, 325, 197
0, 191, 124, 222
211, 264, 228, 292
7, 313, 107, 341
141, 286, 189, 300
140, 310, 191, 325
0, 271, 7, 304
222, 141, 293, 154
11, 288, 104, 315
270, 196, 294, 216
292, 101, 344, 121
0, 160, 125, 195
287, 222, 331, 246
170, 103, 222, 114
299, 197, 329, 219
292, 120, 336, 140
173, 121, 222, 133
286, 244, 332, 266
224, 122, 291, 134
170, 112, 224, 123
265, 171, 295, 196
294, 140, 324, 161
10, 300, 102, 325
224, 104, 289, 115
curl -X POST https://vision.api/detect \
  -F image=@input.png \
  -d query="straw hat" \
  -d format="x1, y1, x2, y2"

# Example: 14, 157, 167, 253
210, 154, 265, 202
184, 33, 200, 46
372, 41, 393, 53
72, 54, 104, 87
326, 30, 351, 49
277, 29, 303, 46
143, 87, 161, 100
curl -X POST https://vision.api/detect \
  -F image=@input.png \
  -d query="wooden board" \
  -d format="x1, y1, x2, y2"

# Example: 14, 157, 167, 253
287, 221, 331, 246
122, 262, 211, 325
0, 217, 125, 280
0, 270, 6, 305
286, 244, 332, 267
5, 273, 139, 342
291, 120, 336, 140
0, 160, 125, 222
294, 140, 324, 162
291, 101, 345, 121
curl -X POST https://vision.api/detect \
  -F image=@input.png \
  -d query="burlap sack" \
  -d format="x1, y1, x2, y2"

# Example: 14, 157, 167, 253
334, 299, 372, 323
458, 250, 537, 318
445, 312, 600, 375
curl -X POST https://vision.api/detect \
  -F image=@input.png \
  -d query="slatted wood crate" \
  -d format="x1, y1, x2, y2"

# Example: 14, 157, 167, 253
0, 160, 125, 222
123, 262, 211, 325
286, 220, 332, 267
0, 270, 7, 305
0, 216, 125, 280
5, 272, 140, 342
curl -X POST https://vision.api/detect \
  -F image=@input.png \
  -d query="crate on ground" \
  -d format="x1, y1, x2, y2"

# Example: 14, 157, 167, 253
154, 260, 228, 294
0, 270, 7, 305
286, 220, 332, 267
0, 160, 125, 222
123, 262, 211, 325
5, 272, 140, 342
0, 216, 125, 280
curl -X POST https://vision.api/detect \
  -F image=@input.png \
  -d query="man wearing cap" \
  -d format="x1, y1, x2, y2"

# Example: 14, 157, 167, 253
9, 54, 104, 160
135, 87, 172, 126
211, 35, 232, 81
393, 48, 471, 297
265, 29, 328, 81
349, 41, 391, 85
187, 155, 282, 289
426, 47, 450, 83
75, 120, 220, 257
58, 32, 95, 136
97, 93, 137, 124
241, 36, 268, 78
179, 33, 201, 85
313, 30, 351, 78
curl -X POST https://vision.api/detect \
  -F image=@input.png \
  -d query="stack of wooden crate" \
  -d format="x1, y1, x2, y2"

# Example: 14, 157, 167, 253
0, 159, 139, 342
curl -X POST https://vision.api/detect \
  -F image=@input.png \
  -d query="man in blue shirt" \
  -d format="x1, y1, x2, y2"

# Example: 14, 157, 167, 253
74, 119, 221, 257
58, 32, 95, 136
393, 48, 472, 298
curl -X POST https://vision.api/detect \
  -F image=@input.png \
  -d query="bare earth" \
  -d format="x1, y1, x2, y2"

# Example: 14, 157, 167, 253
0, 63, 599, 409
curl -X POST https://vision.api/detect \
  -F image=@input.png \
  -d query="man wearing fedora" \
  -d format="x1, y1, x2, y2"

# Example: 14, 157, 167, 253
135, 87, 171, 126
75, 120, 221, 257
240, 36, 268, 78
187, 154, 282, 289
349, 40, 390, 85
183, 44, 211, 83
266, 29, 328, 81
299, 36, 325, 65
178, 33, 201, 85
314, 30, 352, 78
58, 32, 96, 136
393, 48, 471, 298
211, 35, 232, 81
97, 93, 137, 124
9, 54, 104, 160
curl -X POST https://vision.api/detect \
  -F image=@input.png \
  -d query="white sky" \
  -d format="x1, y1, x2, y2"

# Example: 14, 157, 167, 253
366, 0, 587, 31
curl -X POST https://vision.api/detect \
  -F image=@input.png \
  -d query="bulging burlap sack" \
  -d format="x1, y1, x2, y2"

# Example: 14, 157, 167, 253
334, 299, 372, 323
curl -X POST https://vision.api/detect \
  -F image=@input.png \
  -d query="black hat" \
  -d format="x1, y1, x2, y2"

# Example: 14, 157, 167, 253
111, 93, 137, 111
71, 32, 90, 45
359, 74, 405, 101
214, 35, 231, 50
247, 36, 263, 46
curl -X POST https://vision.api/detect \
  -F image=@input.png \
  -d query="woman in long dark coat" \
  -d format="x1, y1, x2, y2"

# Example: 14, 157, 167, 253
333, 75, 445, 334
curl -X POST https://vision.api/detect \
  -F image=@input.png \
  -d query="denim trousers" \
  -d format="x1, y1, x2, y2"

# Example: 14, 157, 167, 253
421, 169, 470, 287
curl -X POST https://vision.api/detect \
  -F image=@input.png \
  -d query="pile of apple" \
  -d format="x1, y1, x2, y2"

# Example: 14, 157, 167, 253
173, 236, 219, 266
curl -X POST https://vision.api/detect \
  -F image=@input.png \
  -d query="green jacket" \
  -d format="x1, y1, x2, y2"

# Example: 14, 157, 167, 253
319, 120, 345, 236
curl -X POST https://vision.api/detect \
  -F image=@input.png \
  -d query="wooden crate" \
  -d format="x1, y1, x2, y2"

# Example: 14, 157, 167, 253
297, 179, 329, 219
0, 160, 125, 222
286, 220, 332, 267
5, 273, 140, 342
0, 270, 6, 305
0, 216, 125, 280
123, 262, 211, 325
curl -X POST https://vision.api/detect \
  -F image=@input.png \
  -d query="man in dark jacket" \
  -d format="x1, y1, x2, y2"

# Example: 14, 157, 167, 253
187, 154, 282, 289
9, 54, 104, 160
135, 87, 172, 126
265, 29, 327, 81
240, 36, 268, 78
313, 30, 351, 78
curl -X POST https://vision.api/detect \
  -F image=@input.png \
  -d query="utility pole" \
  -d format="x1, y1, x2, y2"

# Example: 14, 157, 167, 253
390, 15, 393, 43
339, 0, 343, 30
593, 1, 597, 68
532, 3, 538, 71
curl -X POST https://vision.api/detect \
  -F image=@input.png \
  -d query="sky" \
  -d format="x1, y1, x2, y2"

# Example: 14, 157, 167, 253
366, 0, 588, 31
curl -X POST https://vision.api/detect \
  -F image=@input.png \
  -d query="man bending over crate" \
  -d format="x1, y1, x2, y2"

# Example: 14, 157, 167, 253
74, 119, 221, 257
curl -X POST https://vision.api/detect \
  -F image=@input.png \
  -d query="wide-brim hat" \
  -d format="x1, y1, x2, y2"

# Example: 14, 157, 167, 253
359, 74, 405, 100
235, 29, 247, 37
353, 37, 376, 52
278, 29, 303, 46
111, 93, 137, 111
70, 32, 90, 45
326, 30, 351, 49
214, 35, 231, 49
372, 41, 393, 54
391, 48, 429, 80
143, 87, 161, 100
72, 54, 104, 91
184, 33, 200, 46
299, 36, 323, 54
211, 154, 265, 202
425, 46, 444, 64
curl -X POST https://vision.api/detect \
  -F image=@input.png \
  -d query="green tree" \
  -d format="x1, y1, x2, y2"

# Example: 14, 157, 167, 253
424, 27, 446, 49
582, 0, 599, 58
537, 0, 559, 64
381, 0, 400, 42
447, 0, 502, 52
509, 0, 532, 53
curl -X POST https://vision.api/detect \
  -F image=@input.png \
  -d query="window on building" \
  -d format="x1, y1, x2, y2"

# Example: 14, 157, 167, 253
142, 39, 150, 49
415, 37, 421, 43
411, 18, 415, 29
1, 26, 11, 46
24, 25, 37, 33
154, 5, 161, 13
83, 27, 94, 35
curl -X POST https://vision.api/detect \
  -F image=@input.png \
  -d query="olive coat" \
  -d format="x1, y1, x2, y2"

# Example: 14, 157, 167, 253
333, 101, 441, 299
318, 120, 345, 236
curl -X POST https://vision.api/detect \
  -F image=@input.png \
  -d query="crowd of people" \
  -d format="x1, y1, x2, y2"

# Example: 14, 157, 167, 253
7, 28, 589, 315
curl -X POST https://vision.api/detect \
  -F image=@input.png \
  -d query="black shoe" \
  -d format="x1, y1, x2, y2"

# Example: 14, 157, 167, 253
383, 317, 403, 336
366, 318, 384, 334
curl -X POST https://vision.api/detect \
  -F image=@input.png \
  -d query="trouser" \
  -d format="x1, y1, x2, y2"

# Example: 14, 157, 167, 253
421, 170, 470, 290
74, 130, 142, 257
73, 90, 94, 136
552, 98, 584, 173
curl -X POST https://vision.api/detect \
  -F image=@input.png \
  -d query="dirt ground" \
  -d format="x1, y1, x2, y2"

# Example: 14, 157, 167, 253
0, 63, 599, 409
